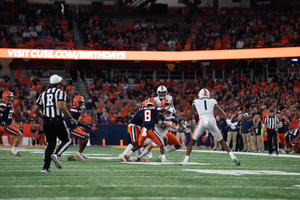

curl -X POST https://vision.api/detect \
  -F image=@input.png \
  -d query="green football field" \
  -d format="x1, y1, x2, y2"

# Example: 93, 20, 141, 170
0, 146, 300, 200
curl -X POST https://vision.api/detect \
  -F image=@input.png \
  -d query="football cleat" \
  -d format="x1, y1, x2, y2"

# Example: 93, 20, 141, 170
10, 151, 22, 156
147, 151, 153, 158
178, 160, 188, 165
51, 154, 62, 169
120, 154, 130, 162
75, 153, 85, 161
161, 158, 172, 162
142, 158, 148, 162
233, 158, 240, 166
82, 153, 88, 159
290, 150, 295, 153
41, 168, 54, 173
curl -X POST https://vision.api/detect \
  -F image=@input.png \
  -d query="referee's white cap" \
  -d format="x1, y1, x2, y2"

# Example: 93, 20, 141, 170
50, 74, 62, 84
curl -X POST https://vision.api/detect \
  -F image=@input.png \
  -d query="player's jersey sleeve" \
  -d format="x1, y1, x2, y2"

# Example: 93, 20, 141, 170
154, 97, 160, 106
70, 107, 79, 114
166, 95, 173, 102
0, 102, 7, 109
212, 99, 218, 106
192, 100, 196, 106
36, 93, 44, 107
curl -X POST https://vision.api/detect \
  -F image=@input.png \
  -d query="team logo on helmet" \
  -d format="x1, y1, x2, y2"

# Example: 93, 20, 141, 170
73, 96, 85, 109
2, 91, 14, 103
143, 98, 156, 107
157, 85, 168, 100
198, 88, 210, 99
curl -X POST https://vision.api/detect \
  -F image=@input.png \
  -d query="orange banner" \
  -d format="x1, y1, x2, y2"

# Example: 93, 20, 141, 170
1, 47, 300, 61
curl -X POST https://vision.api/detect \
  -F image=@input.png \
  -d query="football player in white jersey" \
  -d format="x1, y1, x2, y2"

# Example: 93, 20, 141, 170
154, 85, 173, 106
180, 88, 240, 166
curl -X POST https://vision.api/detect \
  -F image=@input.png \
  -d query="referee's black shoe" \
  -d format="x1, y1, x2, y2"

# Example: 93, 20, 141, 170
51, 154, 62, 169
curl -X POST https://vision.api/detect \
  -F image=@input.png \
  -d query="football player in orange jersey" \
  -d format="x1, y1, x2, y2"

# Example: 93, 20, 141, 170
0, 91, 23, 156
125, 98, 171, 162
65, 96, 91, 161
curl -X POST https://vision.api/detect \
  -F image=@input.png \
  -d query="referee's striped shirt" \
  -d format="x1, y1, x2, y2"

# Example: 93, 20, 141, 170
36, 87, 67, 118
264, 115, 279, 130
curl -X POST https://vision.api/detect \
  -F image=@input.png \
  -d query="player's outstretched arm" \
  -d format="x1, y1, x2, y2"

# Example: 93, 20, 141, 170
186, 105, 196, 122
214, 105, 227, 119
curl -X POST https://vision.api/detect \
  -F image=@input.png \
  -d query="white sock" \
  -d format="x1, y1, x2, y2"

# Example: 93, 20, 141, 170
128, 150, 133, 156
161, 154, 166, 159
136, 148, 141, 156
166, 146, 176, 154
184, 155, 189, 162
138, 149, 149, 159
123, 144, 133, 155
229, 152, 236, 160
12, 147, 16, 154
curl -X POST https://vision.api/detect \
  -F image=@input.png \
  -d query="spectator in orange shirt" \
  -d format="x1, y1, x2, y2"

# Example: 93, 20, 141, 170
128, 21, 135, 32
183, 41, 191, 50
117, 25, 124, 33
214, 38, 222, 50
0, 77, 5, 89
281, 36, 289, 47
1, 38, 8, 48
61, 16, 69, 26
26, 38, 36, 48
15, 68, 21, 82
176, 41, 182, 51
66, 39, 75, 49
103, 82, 110, 91
157, 41, 166, 51
66, 81, 73, 93
83, 112, 93, 124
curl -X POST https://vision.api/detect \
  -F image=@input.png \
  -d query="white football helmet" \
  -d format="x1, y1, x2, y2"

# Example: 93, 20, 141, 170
164, 106, 175, 117
157, 85, 168, 100
198, 88, 210, 99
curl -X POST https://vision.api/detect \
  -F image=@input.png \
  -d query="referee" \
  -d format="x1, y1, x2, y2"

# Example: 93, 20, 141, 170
33, 74, 77, 173
264, 109, 280, 155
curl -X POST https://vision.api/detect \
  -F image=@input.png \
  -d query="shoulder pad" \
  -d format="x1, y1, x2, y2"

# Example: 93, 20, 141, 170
0, 103, 7, 107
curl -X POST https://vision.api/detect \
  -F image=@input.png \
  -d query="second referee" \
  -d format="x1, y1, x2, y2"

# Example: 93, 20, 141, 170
33, 74, 77, 173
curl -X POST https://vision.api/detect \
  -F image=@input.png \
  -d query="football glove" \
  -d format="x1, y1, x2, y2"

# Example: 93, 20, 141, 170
184, 121, 189, 127
226, 119, 236, 129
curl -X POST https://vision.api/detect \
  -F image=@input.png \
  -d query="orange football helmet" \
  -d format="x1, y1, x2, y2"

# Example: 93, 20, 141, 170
2, 91, 14, 103
160, 99, 170, 108
73, 96, 85, 109
142, 98, 156, 107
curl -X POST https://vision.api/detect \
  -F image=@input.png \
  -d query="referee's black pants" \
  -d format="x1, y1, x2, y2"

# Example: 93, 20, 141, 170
43, 119, 72, 169
267, 129, 278, 154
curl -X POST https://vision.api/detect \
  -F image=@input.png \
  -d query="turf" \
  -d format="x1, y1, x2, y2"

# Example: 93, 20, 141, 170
0, 146, 300, 200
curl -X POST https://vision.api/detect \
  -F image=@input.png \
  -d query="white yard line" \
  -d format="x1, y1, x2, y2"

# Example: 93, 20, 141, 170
1, 176, 299, 181
176, 149, 300, 158
0, 198, 290, 200
0, 184, 297, 190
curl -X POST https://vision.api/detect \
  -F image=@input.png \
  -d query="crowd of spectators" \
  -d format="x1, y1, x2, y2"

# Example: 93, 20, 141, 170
79, 6, 300, 51
86, 70, 300, 129
0, 4, 75, 49
0, 68, 86, 124
0, 5, 300, 51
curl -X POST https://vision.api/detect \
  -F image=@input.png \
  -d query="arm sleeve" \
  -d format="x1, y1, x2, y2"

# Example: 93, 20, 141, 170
264, 117, 267, 124
78, 121, 91, 129
158, 113, 166, 121
58, 90, 66, 102
171, 113, 179, 123
36, 93, 43, 107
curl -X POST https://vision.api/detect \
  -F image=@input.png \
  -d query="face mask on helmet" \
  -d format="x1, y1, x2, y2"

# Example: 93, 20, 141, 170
158, 91, 166, 100
78, 101, 85, 109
